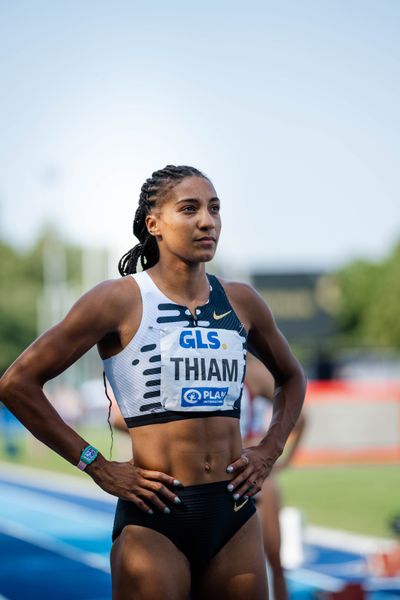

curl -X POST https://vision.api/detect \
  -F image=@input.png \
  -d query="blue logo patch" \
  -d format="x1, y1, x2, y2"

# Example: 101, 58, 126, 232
179, 330, 221, 350
181, 387, 228, 407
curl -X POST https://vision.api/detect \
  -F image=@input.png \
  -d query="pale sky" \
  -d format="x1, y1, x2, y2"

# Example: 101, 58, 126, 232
1, 0, 399, 276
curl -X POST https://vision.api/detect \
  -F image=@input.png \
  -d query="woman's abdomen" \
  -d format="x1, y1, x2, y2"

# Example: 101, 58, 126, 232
130, 416, 242, 485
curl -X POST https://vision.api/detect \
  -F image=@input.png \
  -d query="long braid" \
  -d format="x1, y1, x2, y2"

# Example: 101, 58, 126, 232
118, 165, 208, 275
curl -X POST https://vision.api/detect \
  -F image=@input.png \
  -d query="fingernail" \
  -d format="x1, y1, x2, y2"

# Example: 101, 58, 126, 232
173, 479, 182, 486
226, 465, 234, 473
233, 493, 240, 500
174, 497, 181, 504
164, 507, 171, 514
227, 483, 234, 492
147, 509, 154, 515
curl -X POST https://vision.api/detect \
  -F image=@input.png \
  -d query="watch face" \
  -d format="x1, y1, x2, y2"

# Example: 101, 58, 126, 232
82, 446, 98, 463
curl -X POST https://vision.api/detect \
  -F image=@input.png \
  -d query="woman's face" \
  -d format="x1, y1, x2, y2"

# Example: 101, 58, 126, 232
146, 176, 221, 264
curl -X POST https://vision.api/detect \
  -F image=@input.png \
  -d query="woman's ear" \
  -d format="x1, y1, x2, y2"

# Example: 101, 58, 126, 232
145, 214, 160, 237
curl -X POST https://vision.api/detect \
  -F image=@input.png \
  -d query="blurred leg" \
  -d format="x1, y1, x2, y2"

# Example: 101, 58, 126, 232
259, 476, 288, 600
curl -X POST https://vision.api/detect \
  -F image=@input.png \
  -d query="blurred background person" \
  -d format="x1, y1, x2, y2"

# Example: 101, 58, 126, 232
241, 353, 307, 600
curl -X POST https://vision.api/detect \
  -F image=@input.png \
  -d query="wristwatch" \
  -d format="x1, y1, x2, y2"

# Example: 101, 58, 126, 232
77, 445, 99, 471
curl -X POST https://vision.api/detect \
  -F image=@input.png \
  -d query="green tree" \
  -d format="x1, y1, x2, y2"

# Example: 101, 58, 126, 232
336, 242, 400, 348
362, 244, 400, 347
0, 241, 42, 373
0, 228, 84, 374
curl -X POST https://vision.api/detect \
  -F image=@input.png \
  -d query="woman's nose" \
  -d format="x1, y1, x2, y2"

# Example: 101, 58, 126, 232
198, 209, 215, 229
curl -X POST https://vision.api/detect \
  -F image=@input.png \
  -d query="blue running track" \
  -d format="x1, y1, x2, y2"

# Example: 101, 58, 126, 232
0, 465, 399, 599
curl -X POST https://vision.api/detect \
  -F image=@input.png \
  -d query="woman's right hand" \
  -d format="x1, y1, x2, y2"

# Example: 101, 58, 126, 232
87, 454, 182, 514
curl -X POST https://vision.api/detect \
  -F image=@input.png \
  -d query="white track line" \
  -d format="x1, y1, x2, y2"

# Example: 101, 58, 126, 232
305, 524, 397, 554
367, 577, 400, 589
0, 482, 113, 529
0, 517, 110, 572
0, 461, 115, 503
285, 567, 343, 591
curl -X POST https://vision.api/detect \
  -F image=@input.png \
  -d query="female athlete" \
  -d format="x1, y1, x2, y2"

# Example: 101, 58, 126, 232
0, 165, 306, 599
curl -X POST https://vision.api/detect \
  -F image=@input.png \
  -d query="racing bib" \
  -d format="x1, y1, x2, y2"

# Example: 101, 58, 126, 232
160, 327, 245, 412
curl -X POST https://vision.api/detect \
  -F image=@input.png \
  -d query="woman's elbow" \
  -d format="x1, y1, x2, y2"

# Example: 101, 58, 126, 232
0, 365, 30, 407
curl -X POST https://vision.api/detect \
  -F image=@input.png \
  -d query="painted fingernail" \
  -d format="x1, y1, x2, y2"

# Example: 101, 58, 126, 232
147, 509, 154, 515
226, 465, 234, 473
174, 497, 181, 504
227, 483, 234, 492
173, 479, 182, 486
233, 493, 240, 501
164, 507, 171, 514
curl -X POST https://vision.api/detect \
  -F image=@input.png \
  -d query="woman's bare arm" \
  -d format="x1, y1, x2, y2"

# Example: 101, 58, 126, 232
0, 278, 180, 512
223, 282, 307, 497
0, 279, 126, 465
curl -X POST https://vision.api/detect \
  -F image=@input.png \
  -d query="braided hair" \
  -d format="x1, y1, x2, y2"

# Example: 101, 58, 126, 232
118, 165, 208, 276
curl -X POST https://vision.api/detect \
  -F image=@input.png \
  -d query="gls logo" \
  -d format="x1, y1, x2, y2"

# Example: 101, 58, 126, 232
179, 330, 221, 350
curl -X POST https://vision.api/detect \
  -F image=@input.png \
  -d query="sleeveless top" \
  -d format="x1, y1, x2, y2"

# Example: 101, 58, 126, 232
103, 271, 247, 428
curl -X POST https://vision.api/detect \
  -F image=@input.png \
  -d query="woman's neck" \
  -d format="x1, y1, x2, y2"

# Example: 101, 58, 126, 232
148, 259, 210, 306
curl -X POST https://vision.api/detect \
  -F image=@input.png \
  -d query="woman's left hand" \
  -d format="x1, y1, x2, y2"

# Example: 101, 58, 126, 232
225, 446, 275, 499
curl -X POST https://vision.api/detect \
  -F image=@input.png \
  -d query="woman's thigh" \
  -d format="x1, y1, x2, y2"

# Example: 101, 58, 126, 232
111, 524, 191, 600
194, 513, 268, 600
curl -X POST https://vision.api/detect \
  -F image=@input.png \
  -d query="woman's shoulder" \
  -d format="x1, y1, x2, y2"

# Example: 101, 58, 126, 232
75, 275, 141, 318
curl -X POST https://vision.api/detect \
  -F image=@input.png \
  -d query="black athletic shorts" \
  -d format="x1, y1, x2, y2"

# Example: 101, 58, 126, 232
112, 480, 256, 575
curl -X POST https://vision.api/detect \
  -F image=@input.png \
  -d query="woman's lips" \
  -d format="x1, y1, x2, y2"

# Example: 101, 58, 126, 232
195, 237, 216, 243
